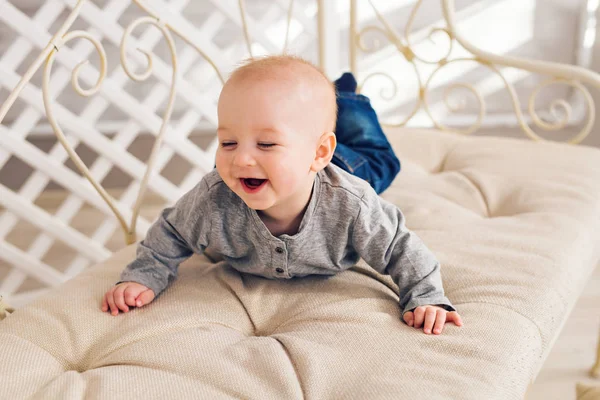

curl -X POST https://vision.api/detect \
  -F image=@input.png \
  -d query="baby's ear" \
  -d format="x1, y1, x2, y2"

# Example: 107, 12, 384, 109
311, 131, 336, 172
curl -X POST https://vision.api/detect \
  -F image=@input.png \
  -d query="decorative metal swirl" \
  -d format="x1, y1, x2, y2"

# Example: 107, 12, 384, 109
42, 16, 178, 245
354, 17, 424, 128
359, 68, 423, 128
356, 25, 391, 54
0, 0, 88, 123
403, 0, 454, 64
365, 0, 453, 64
41, 33, 118, 231
359, 72, 399, 101
528, 78, 594, 143
477, 62, 594, 143
132, 0, 225, 84
121, 17, 178, 243
420, 58, 594, 141
421, 58, 485, 135
354, 0, 600, 144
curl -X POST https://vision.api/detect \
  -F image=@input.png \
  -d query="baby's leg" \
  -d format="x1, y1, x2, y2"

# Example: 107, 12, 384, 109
332, 73, 400, 194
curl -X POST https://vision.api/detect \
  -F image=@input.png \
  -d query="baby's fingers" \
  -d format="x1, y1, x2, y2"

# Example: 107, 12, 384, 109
403, 311, 414, 327
446, 311, 463, 327
135, 289, 155, 307
423, 308, 437, 334
123, 286, 140, 307
413, 307, 426, 328
101, 293, 109, 312
433, 312, 447, 335
113, 285, 130, 313
106, 291, 119, 316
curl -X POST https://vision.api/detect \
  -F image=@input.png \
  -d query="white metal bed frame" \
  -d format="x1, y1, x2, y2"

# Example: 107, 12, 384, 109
2, 0, 600, 246
0, 0, 599, 379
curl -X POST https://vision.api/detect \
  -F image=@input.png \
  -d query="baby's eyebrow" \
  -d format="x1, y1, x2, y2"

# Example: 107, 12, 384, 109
259, 127, 280, 135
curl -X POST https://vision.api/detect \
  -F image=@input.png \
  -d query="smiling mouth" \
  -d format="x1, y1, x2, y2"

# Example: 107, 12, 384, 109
240, 178, 267, 193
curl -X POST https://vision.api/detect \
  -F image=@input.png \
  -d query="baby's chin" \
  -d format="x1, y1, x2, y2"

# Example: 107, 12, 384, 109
230, 186, 275, 210
241, 198, 276, 212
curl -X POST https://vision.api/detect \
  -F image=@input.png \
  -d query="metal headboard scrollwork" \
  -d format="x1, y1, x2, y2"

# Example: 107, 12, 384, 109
350, 0, 600, 143
0, 0, 600, 248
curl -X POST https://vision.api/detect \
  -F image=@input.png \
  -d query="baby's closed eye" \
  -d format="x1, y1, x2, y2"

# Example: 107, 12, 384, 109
220, 141, 237, 148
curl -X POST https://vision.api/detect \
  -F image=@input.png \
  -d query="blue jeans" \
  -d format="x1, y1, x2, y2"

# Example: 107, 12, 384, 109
331, 92, 400, 194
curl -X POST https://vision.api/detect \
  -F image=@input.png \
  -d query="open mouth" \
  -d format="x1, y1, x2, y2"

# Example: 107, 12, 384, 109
240, 178, 267, 193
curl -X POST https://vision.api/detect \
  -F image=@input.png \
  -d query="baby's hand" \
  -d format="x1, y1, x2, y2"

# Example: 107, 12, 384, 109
403, 305, 463, 335
101, 282, 155, 316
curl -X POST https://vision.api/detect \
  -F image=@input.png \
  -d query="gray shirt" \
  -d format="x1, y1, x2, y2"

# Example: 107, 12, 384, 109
120, 164, 455, 315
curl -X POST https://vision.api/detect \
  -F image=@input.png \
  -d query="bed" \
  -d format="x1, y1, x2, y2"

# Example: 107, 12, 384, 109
1, 0, 599, 398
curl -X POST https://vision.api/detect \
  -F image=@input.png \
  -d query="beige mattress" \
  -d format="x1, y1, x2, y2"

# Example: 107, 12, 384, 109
1, 128, 599, 399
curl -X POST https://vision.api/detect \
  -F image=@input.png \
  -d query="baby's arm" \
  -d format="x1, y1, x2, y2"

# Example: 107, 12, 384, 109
351, 189, 461, 334
102, 179, 212, 315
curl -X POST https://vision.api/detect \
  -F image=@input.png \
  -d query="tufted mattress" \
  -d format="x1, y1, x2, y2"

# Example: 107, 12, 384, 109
1, 128, 599, 399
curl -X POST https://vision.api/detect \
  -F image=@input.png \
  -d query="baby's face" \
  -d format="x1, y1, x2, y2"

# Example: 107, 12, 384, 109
215, 77, 324, 216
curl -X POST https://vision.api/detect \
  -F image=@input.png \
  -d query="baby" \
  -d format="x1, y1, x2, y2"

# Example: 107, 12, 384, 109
102, 55, 462, 335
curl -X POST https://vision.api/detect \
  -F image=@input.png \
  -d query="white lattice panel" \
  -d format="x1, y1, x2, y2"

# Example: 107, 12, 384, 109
0, 0, 320, 308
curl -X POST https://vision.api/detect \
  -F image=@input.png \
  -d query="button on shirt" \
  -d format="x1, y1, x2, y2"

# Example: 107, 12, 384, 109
120, 164, 455, 315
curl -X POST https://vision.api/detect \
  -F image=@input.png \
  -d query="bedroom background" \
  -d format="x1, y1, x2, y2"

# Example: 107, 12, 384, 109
0, 1, 598, 398
2, 0, 599, 196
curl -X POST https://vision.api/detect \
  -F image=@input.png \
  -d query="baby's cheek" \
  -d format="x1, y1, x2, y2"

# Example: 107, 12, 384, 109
269, 172, 294, 194
268, 155, 305, 188
214, 156, 224, 173
215, 156, 231, 177
267, 158, 289, 179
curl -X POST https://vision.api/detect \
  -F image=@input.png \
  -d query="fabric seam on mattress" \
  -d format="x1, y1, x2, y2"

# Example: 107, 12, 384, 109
271, 336, 305, 399
89, 321, 252, 371
453, 170, 491, 217
63, 362, 247, 398
219, 273, 258, 335
436, 140, 463, 174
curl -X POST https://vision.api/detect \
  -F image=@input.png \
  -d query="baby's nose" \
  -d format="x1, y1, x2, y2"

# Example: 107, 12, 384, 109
233, 151, 256, 167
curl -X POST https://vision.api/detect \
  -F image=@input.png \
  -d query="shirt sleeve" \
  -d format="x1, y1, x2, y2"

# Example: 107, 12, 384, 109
351, 189, 455, 315
118, 178, 212, 297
